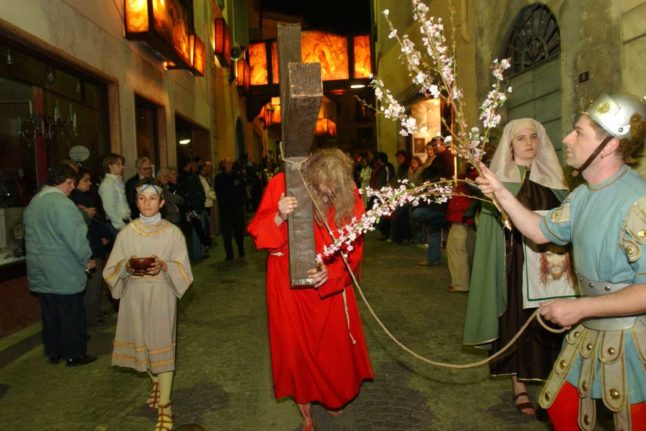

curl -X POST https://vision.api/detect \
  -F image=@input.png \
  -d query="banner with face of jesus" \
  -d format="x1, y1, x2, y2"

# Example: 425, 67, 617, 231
522, 211, 580, 309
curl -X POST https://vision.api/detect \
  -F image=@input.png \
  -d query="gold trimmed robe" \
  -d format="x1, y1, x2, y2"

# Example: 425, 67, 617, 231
103, 219, 193, 373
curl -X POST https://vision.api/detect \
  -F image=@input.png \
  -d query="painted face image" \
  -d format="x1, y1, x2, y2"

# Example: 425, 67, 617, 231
511, 127, 538, 164
539, 250, 572, 286
545, 251, 567, 280
77, 174, 92, 192
136, 188, 165, 217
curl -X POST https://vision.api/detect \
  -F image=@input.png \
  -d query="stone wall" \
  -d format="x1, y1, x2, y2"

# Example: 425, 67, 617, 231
375, 0, 646, 174
474, 0, 646, 172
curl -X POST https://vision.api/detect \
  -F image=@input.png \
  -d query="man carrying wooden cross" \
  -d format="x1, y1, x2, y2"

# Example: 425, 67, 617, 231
247, 24, 373, 431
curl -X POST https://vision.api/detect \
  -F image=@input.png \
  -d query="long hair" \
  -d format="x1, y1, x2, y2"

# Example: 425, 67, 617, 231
303, 148, 356, 226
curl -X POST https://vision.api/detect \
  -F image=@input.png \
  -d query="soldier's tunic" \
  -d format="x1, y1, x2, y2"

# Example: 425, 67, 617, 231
539, 165, 646, 429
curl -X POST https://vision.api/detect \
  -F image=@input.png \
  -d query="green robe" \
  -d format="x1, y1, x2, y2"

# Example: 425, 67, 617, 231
462, 166, 567, 347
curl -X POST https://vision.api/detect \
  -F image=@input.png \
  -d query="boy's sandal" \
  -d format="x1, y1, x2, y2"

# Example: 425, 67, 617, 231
146, 381, 160, 409
155, 402, 173, 431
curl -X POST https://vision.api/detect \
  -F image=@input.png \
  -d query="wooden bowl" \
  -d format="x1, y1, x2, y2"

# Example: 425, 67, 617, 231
129, 257, 155, 274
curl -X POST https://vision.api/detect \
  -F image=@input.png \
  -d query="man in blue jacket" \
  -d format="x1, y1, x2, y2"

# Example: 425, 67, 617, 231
24, 164, 97, 366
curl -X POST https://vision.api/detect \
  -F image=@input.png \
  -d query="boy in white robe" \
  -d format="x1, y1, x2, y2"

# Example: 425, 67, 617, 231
103, 180, 193, 431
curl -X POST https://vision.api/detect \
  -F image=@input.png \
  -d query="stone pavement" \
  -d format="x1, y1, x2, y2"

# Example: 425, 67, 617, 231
0, 234, 614, 430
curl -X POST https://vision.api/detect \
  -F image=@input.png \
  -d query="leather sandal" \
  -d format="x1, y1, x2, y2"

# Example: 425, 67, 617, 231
513, 391, 536, 416
154, 402, 173, 431
146, 381, 160, 409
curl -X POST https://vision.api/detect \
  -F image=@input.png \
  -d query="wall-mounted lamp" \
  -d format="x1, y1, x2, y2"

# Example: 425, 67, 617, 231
190, 34, 206, 76
214, 17, 231, 66
124, 0, 192, 69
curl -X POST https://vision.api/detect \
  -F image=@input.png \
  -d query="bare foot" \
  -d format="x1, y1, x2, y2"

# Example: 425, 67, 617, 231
327, 409, 344, 417
301, 418, 315, 431
298, 402, 314, 431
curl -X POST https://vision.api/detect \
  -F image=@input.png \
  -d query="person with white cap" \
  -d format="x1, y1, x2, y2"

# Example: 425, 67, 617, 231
476, 93, 646, 430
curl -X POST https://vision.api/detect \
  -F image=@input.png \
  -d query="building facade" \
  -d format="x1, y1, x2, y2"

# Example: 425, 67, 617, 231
374, 0, 646, 173
0, 0, 253, 335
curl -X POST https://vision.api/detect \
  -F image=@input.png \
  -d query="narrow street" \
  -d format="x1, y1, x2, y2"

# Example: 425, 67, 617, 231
1, 233, 604, 430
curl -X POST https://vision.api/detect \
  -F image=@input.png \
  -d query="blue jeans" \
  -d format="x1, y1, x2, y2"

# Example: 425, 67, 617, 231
412, 207, 445, 263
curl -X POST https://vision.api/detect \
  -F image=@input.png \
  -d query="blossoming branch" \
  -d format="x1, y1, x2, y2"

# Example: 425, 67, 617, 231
376, 0, 512, 173
318, 179, 469, 261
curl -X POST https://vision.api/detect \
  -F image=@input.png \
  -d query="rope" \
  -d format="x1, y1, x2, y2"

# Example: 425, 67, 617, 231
285, 155, 566, 369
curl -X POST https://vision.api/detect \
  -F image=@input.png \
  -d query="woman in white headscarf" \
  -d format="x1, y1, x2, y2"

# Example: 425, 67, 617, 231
463, 118, 569, 416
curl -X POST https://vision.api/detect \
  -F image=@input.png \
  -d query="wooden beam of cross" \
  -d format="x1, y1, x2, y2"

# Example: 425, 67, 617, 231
277, 23, 323, 287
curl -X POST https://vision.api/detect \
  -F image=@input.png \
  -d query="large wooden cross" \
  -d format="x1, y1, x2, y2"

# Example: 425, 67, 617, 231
277, 24, 323, 287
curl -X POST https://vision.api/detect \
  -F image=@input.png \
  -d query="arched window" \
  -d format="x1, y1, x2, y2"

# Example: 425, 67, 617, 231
503, 4, 560, 76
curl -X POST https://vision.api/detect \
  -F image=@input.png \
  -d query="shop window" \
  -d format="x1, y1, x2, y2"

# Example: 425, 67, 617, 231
0, 41, 110, 208
0, 39, 110, 268
175, 115, 210, 165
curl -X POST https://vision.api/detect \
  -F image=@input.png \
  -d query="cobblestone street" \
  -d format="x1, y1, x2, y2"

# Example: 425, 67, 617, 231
0, 234, 611, 430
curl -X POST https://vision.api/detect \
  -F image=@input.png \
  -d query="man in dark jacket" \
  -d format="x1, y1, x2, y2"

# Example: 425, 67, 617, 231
124, 156, 153, 219
70, 168, 114, 325
215, 157, 246, 261
178, 156, 208, 260
413, 136, 454, 266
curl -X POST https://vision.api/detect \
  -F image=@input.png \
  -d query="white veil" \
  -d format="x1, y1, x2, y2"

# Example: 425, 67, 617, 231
489, 118, 568, 191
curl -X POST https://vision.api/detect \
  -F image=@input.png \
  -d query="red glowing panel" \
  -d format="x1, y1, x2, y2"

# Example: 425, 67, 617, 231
353, 35, 372, 78
271, 104, 282, 124
151, 0, 191, 66
224, 28, 231, 65
214, 18, 225, 56
190, 34, 206, 76
125, 0, 150, 33
243, 61, 250, 90
301, 31, 348, 81
236, 60, 245, 87
249, 42, 268, 86
271, 42, 279, 84
315, 118, 337, 136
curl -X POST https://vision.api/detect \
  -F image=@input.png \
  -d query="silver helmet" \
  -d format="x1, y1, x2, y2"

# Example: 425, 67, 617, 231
584, 93, 646, 139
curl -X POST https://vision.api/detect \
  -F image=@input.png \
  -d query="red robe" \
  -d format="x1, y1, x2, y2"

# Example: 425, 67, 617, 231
247, 173, 374, 409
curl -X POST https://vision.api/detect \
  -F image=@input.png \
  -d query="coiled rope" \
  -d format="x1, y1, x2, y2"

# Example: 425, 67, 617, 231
282, 154, 566, 369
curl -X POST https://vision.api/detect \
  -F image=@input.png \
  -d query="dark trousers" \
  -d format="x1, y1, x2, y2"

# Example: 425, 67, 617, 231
369, 196, 391, 237
219, 206, 245, 259
391, 205, 412, 243
83, 258, 104, 325
39, 292, 87, 360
